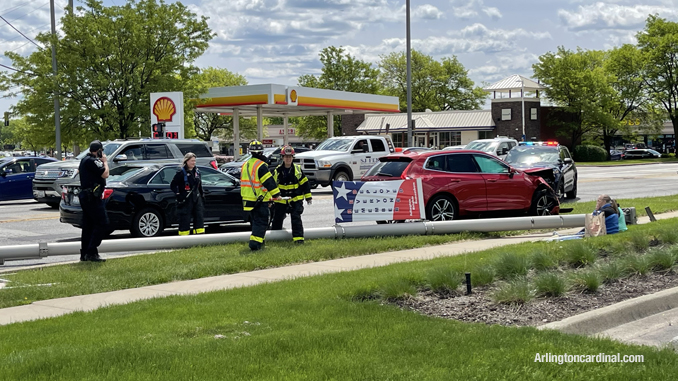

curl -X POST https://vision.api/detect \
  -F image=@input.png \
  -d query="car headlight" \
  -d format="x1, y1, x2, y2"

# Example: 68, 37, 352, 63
317, 160, 332, 168
59, 169, 79, 178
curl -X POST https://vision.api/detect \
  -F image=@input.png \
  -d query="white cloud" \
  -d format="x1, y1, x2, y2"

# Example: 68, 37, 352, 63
483, 7, 502, 20
413, 4, 445, 20
558, 2, 678, 31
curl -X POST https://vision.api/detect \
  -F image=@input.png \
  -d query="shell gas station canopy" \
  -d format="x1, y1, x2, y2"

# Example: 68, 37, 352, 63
194, 84, 400, 158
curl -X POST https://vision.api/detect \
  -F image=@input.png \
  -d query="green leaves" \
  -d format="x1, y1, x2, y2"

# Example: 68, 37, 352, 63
2, 0, 214, 144
379, 50, 486, 112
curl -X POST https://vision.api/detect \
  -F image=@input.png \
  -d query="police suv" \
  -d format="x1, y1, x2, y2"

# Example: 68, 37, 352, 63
294, 136, 395, 187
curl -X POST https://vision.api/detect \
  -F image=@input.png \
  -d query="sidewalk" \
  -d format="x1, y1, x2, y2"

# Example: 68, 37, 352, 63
1, 211, 677, 328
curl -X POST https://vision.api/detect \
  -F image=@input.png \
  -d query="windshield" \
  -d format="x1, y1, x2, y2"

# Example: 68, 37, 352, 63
466, 141, 498, 153
75, 143, 121, 160
108, 166, 144, 182
365, 159, 412, 177
316, 138, 353, 152
235, 148, 277, 163
505, 148, 560, 165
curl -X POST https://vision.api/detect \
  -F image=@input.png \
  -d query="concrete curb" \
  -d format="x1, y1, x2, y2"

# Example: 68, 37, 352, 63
539, 286, 678, 335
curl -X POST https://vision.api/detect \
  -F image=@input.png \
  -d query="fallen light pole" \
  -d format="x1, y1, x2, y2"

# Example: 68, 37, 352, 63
0, 215, 586, 265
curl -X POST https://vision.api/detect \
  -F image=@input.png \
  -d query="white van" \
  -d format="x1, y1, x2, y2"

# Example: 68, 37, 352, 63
465, 138, 518, 160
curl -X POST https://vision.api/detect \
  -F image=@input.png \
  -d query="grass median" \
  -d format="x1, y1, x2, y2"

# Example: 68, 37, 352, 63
1, 220, 677, 380
1, 194, 676, 309
577, 157, 678, 166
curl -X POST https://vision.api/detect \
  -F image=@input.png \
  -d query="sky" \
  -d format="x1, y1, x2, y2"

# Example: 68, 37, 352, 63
2, 0, 678, 115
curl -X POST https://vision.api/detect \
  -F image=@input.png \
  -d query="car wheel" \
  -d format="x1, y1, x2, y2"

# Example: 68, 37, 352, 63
530, 188, 558, 216
426, 195, 456, 221
333, 170, 350, 182
565, 178, 578, 199
131, 207, 164, 237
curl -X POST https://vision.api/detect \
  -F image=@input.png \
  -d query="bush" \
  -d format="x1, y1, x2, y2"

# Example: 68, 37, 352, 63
380, 278, 418, 301
624, 255, 653, 276
534, 272, 567, 297
657, 228, 678, 245
571, 271, 601, 293
530, 250, 558, 271
628, 230, 650, 252
471, 266, 495, 287
564, 241, 597, 267
649, 248, 676, 271
573, 145, 607, 162
493, 279, 534, 304
427, 267, 463, 293
494, 253, 530, 279
597, 262, 625, 283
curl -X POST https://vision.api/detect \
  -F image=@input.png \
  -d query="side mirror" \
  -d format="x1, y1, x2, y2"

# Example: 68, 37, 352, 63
113, 154, 127, 162
3, 168, 12, 175
508, 168, 515, 178
563, 158, 573, 164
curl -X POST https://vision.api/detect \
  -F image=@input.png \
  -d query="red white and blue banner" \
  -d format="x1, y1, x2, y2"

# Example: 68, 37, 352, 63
333, 179, 426, 223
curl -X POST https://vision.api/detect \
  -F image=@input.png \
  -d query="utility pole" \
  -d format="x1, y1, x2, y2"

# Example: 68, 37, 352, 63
405, 0, 413, 147
50, 0, 61, 160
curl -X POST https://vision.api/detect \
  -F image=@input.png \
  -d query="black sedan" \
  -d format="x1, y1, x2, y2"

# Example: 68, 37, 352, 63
504, 145, 578, 199
624, 149, 661, 159
60, 163, 246, 237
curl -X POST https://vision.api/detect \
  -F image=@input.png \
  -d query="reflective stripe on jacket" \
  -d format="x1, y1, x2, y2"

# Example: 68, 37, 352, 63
240, 157, 280, 211
273, 163, 312, 204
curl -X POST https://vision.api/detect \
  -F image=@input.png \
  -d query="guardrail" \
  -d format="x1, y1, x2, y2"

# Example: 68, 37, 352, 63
0, 214, 586, 265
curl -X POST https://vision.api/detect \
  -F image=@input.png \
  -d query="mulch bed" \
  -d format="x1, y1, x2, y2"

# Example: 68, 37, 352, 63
394, 271, 678, 327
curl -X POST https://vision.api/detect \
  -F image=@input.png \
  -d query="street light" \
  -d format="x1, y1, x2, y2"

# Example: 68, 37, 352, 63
406, 0, 413, 147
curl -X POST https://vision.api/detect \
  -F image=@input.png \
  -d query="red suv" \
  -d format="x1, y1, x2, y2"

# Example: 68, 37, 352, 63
361, 150, 560, 221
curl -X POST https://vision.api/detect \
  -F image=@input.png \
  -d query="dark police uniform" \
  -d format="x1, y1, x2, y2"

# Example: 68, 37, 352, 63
78, 152, 109, 262
170, 166, 205, 235
271, 163, 312, 243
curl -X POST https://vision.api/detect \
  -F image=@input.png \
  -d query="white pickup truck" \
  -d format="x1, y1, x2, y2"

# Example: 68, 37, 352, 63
294, 136, 395, 187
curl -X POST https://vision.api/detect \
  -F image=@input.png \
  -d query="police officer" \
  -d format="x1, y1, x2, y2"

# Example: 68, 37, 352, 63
271, 145, 312, 244
170, 152, 205, 236
78, 140, 109, 262
241, 141, 281, 251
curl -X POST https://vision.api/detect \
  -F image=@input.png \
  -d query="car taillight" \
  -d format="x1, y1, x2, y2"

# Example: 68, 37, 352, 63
102, 189, 114, 200
61, 187, 67, 201
210, 160, 218, 169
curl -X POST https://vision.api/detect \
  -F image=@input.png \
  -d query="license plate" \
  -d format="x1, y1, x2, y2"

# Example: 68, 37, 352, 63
35, 190, 45, 198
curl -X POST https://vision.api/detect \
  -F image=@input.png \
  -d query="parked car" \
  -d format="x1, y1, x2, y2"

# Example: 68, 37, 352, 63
219, 146, 313, 179
34, 139, 217, 208
0, 156, 58, 202
609, 149, 624, 161
504, 144, 578, 199
361, 150, 560, 221
623, 149, 661, 159
465, 138, 518, 160
442, 145, 467, 151
60, 163, 246, 237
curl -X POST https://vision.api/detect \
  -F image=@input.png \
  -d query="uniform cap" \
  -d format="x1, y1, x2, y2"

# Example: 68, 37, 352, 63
89, 140, 103, 152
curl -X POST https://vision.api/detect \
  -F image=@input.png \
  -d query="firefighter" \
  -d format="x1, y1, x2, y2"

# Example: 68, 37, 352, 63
241, 141, 282, 251
271, 145, 312, 243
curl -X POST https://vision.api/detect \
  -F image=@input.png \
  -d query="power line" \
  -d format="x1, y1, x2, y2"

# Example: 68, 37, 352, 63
0, 0, 42, 18
0, 15, 41, 47
4, 2, 50, 25
0, 22, 51, 45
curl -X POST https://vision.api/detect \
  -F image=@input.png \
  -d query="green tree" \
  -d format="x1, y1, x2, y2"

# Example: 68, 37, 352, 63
297, 46, 382, 140
533, 47, 613, 151
636, 15, 678, 137
379, 50, 486, 112
10, 118, 53, 153
190, 67, 253, 141
0, 0, 213, 143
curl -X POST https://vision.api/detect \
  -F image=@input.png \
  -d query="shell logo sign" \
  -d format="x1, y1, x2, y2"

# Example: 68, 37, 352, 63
287, 87, 299, 106
153, 97, 177, 122
290, 89, 298, 103
150, 92, 184, 139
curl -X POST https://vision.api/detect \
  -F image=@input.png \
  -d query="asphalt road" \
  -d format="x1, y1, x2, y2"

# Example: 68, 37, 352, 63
2, 163, 677, 268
